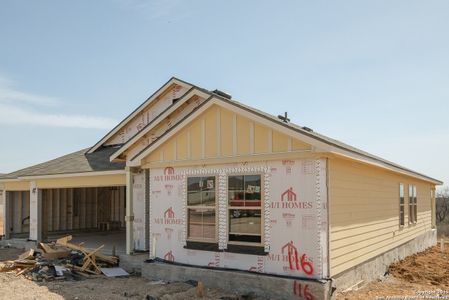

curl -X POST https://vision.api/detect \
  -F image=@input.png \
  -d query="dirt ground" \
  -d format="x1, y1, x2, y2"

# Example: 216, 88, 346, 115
5, 243, 449, 300
0, 247, 264, 300
337, 243, 449, 300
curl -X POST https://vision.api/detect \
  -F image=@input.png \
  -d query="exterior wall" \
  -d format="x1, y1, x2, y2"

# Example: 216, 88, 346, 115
34, 173, 125, 189
148, 158, 328, 279
332, 229, 436, 291
3, 181, 29, 191
142, 262, 332, 300
329, 157, 436, 276
0, 188, 6, 237
132, 170, 149, 251
144, 104, 312, 167
105, 84, 190, 146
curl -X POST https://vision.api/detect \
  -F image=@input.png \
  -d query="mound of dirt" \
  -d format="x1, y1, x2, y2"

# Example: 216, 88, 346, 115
388, 245, 449, 286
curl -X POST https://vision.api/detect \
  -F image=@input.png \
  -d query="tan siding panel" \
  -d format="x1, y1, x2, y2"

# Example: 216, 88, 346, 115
272, 131, 289, 152
292, 138, 311, 151
236, 115, 251, 155
329, 157, 434, 276
204, 108, 217, 158
220, 108, 233, 156
254, 122, 270, 154
176, 128, 188, 160
189, 119, 202, 160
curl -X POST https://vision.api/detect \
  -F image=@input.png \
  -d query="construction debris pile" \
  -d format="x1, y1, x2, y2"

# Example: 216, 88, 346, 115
0, 235, 121, 281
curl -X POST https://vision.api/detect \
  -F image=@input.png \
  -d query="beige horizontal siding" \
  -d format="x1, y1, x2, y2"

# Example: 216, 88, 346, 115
329, 157, 435, 276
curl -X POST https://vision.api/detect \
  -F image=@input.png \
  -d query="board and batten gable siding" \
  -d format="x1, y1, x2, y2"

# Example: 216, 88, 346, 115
142, 104, 312, 167
329, 157, 435, 276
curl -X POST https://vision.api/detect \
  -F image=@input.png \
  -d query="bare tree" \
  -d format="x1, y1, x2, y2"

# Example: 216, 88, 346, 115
437, 187, 449, 224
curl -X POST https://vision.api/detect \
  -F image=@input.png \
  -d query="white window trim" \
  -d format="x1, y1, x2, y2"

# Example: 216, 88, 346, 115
399, 183, 405, 227
185, 175, 218, 243
227, 173, 264, 247
181, 166, 270, 251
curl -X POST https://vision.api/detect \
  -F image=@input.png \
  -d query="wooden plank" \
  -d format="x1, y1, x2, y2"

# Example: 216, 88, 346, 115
120, 187, 125, 227
61, 189, 67, 231
55, 189, 61, 231
67, 188, 73, 230
94, 187, 98, 228
81, 188, 86, 228
56, 235, 117, 264
18, 249, 34, 260
48, 189, 53, 232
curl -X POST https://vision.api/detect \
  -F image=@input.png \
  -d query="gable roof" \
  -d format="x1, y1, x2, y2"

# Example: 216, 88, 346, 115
88, 77, 193, 154
109, 87, 212, 161
0, 147, 125, 180
128, 92, 442, 185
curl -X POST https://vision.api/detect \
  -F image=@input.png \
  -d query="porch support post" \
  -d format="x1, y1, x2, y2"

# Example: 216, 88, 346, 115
125, 167, 134, 255
29, 181, 43, 241
0, 186, 9, 239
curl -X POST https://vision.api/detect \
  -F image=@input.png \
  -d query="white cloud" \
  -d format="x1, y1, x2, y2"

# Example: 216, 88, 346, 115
0, 74, 118, 130
0, 75, 59, 107
0, 103, 117, 130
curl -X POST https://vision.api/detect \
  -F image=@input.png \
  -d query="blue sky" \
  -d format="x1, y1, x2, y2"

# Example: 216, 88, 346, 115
0, 1, 448, 189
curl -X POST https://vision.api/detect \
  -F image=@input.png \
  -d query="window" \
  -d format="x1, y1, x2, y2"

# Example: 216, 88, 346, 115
409, 184, 417, 224
399, 183, 405, 226
187, 176, 216, 241
228, 175, 262, 244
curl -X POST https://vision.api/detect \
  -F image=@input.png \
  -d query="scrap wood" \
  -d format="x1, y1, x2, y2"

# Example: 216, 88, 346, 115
12, 259, 36, 266
0, 262, 16, 272
66, 264, 98, 275
56, 235, 118, 265
16, 266, 33, 276
80, 245, 103, 274
39, 242, 70, 259
18, 249, 34, 260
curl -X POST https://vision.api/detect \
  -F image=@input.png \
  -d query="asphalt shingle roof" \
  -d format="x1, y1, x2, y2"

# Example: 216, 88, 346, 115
0, 146, 125, 180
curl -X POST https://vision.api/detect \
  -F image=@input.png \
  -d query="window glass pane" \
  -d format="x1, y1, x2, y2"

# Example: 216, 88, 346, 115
187, 191, 202, 206
188, 177, 201, 192
202, 190, 215, 206
202, 209, 216, 239
245, 176, 261, 202
203, 177, 215, 191
229, 209, 261, 242
188, 208, 215, 240
229, 176, 244, 191
188, 208, 204, 239
229, 191, 245, 206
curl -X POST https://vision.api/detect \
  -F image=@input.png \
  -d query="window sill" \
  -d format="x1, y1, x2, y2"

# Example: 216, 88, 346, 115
225, 244, 268, 256
184, 241, 219, 252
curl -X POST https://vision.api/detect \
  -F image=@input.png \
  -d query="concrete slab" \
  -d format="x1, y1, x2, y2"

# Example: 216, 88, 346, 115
119, 253, 147, 274
142, 261, 331, 300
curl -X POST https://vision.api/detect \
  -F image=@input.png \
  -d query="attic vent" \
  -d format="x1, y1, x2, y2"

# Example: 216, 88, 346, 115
212, 89, 232, 99
278, 112, 290, 123
302, 126, 313, 132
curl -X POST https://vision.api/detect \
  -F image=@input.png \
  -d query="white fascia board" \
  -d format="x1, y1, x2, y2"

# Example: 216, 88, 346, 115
18, 170, 125, 180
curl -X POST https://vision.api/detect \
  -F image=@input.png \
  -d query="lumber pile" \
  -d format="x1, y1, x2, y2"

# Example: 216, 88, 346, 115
0, 235, 119, 281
